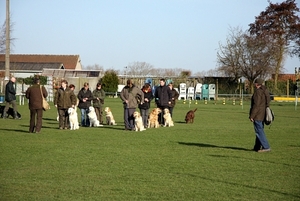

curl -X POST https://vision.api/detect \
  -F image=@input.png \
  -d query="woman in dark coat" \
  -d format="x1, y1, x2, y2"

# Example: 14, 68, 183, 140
25, 78, 48, 133
138, 83, 154, 128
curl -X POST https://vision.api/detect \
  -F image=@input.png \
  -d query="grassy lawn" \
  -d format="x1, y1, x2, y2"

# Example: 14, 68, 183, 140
0, 98, 299, 200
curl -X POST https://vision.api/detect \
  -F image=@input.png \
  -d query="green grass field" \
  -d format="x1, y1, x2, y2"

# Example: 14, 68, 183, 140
0, 98, 299, 200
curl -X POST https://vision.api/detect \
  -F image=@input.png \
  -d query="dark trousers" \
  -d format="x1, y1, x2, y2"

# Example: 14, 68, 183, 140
124, 108, 135, 130
94, 107, 103, 124
158, 106, 169, 125
58, 108, 69, 129
29, 109, 43, 132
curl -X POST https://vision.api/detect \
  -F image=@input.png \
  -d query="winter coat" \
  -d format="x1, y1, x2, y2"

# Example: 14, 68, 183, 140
120, 85, 144, 109
169, 88, 179, 108
54, 87, 77, 109
77, 88, 93, 109
92, 88, 105, 108
5, 80, 16, 102
155, 85, 172, 108
249, 85, 270, 121
25, 84, 48, 110
138, 89, 154, 110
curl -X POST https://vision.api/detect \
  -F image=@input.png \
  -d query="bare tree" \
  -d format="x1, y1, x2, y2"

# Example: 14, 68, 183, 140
84, 64, 104, 71
0, 20, 15, 53
217, 27, 275, 93
126, 61, 154, 77
248, 0, 300, 90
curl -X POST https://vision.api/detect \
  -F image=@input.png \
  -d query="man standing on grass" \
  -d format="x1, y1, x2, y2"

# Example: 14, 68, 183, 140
249, 78, 271, 152
25, 77, 48, 133
2, 76, 21, 119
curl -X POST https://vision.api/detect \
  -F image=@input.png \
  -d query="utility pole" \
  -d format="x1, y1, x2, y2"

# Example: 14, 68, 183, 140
5, 0, 10, 81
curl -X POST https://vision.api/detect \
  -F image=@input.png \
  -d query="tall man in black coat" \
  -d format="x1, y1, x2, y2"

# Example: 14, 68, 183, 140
155, 78, 172, 125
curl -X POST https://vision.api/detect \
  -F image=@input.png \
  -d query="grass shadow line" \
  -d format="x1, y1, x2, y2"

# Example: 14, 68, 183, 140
178, 141, 251, 151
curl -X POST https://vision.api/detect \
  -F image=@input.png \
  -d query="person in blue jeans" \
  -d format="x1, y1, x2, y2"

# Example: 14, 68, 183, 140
249, 78, 271, 152
77, 82, 92, 127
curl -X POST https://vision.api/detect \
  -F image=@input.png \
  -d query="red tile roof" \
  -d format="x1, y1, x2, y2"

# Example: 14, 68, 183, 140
0, 54, 80, 70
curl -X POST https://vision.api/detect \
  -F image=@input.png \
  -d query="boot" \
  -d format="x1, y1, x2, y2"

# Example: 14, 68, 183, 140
14, 111, 21, 120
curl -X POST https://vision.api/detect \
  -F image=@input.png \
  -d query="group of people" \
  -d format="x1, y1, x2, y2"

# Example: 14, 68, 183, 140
54, 81, 106, 130
120, 78, 179, 131
2, 76, 271, 152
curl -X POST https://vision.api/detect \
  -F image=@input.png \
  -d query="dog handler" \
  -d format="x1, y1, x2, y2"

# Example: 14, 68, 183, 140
54, 80, 77, 129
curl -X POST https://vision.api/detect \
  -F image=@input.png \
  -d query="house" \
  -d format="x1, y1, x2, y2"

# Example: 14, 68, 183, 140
0, 54, 82, 78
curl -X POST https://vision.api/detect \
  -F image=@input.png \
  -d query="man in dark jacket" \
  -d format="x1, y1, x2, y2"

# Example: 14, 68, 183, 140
249, 78, 271, 152
3, 76, 20, 119
54, 80, 77, 129
155, 78, 172, 125
25, 78, 48, 133
77, 82, 93, 127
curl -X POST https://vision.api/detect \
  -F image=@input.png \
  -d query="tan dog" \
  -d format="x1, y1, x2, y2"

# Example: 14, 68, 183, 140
104, 107, 117, 125
163, 108, 174, 127
133, 111, 146, 131
148, 108, 162, 128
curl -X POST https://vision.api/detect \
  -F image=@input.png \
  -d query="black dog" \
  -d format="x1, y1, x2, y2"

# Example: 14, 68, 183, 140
0, 105, 22, 119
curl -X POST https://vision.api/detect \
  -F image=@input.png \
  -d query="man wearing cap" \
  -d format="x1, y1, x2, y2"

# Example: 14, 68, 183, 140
25, 77, 48, 133
120, 79, 144, 131
249, 78, 271, 152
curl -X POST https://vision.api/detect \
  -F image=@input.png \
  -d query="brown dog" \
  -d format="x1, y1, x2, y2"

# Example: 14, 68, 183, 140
185, 108, 197, 123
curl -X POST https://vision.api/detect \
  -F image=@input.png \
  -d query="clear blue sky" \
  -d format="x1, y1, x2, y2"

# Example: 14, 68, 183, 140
0, 0, 299, 74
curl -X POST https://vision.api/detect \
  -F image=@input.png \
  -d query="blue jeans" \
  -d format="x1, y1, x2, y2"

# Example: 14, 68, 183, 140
80, 108, 90, 127
140, 108, 149, 128
253, 120, 270, 150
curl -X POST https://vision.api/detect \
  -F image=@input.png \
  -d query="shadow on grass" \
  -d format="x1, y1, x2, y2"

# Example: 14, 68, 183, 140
177, 141, 251, 151
181, 173, 300, 199
0, 128, 29, 133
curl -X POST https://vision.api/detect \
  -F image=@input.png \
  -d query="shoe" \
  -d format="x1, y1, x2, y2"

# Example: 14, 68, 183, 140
98, 124, 103, 127
64, 127, 68, 130
258, 148, 271, 153
59, 127, 63, 130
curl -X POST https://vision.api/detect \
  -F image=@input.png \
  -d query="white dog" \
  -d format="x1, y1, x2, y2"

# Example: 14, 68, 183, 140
104, 107, 117, 125
68, 107, 79, 130
163, 108, 174, 127
88, 106, 102, 127
133, 111, 146, 131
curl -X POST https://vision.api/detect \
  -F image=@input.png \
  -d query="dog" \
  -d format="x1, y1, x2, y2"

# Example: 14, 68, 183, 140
104, 107, 117, 125
163, 108, 174, 127
148, 108, 162, 128
68, 107, 79, 130
88, 106, 102, 127
185, 108, 197, 123
0, 105, 21, 119
133, 111, 146, 131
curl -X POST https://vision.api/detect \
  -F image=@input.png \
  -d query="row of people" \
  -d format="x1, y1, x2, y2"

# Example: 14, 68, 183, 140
54, 81, 106, 129
120, 78, 179, 131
